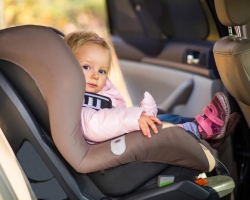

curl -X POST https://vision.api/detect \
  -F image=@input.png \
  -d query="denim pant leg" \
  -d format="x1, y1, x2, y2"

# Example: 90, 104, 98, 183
157, 114, 194, 124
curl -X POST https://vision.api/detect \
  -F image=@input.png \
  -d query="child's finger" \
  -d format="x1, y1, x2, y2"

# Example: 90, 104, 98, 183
140, 121, 150, 137
147, 130, 152, 138
147, 118, 158, 134
151, 116, 162, 124
144, 124, 151, 138
145, 123, 151, 138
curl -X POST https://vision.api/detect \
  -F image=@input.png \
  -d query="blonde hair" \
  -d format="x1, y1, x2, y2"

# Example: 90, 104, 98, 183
64, 31, 112, 74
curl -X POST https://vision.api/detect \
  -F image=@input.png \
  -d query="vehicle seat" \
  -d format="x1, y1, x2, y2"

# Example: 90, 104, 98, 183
213, 0, 250, 128
0, 25, 233, 199
213, 0, 250, 199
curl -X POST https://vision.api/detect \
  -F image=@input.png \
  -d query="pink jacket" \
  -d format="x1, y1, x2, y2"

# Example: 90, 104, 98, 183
81, 78, 158, 143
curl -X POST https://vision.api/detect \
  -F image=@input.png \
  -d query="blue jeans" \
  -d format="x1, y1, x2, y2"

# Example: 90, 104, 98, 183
157, 114, 194, 124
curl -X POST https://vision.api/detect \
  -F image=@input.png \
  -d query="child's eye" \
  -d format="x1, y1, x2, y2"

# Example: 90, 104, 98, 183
99, 70, 107, 75
82, 65, 90, 70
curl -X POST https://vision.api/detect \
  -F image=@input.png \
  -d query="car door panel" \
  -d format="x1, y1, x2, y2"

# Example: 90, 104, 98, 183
119, 59, 223, 118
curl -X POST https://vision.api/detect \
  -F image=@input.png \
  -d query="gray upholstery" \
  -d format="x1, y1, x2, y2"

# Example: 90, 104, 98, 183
0, 25, 211, 173
213, 0, 250, 127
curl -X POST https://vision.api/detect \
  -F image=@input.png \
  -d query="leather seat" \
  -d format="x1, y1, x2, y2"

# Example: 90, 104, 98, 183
213, 0, 250, 199
213, 0, 250, 128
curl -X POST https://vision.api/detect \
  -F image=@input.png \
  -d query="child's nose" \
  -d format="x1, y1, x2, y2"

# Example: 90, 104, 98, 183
91, 71, 99, 80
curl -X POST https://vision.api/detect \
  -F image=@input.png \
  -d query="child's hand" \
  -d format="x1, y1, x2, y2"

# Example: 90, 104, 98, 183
138, 114, 162, 138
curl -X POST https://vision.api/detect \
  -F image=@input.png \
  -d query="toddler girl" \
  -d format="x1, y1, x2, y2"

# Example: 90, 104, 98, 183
64, 31, 240, 149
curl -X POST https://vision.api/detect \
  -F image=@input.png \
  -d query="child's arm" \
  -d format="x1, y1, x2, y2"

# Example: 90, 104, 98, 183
139, 91, 158, 117
81, 107, 161, 142
81, 106, 142, 142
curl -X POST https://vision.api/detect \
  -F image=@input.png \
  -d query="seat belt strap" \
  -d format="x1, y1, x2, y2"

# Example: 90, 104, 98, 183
83, 92, 112, 110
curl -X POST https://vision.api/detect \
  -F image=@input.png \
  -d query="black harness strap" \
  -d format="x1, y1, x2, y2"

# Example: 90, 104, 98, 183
83, 92, 112, 110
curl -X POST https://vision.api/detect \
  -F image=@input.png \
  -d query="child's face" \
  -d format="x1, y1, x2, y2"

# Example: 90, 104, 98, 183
75, 43, 110, 93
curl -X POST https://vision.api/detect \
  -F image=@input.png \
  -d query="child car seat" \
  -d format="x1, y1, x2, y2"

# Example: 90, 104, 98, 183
0, 25, 234, 199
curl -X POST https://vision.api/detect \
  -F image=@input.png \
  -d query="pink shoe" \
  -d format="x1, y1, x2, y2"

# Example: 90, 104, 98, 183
206, 112, 241, 149
194, 92, 230, 140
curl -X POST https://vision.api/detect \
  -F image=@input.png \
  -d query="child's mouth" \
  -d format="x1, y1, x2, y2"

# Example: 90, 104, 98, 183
88, 83, 97, 87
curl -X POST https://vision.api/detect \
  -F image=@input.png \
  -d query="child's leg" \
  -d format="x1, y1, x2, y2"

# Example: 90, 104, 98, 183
178, 92, 230, 140
177, 122, 200, 140
178, 93, 241, 149
194, 92, 230, 140
157, 114, 194, 124
206, 112, 241, 149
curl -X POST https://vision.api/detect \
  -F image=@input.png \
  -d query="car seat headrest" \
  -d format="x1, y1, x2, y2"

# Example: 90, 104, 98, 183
49, 27, 65, 38
215, 0, 250, 27
0, 25, 89, 158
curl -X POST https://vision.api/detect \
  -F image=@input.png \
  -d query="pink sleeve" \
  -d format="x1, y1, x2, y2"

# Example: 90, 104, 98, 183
81, 107, 143, 143
139, 91, 158, 117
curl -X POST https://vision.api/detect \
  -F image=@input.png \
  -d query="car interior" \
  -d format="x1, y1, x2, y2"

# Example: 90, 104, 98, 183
0, 0, 249, 200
